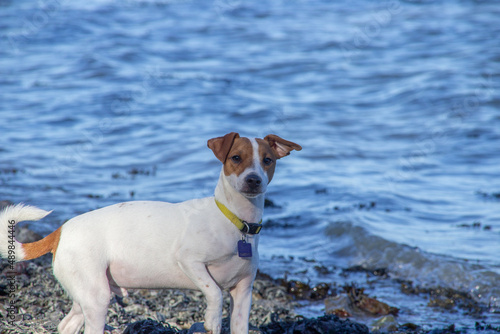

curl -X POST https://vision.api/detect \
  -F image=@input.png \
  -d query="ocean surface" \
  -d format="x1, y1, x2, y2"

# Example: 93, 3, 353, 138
1, 0, 499, 331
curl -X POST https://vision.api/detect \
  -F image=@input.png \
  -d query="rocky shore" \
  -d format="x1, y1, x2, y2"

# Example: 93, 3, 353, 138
2, 242, 498, 334
1, 201, 499, 334
0, 252, 369, 334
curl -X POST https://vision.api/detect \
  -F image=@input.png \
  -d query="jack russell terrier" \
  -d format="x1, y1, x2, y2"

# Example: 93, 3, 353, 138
0, 132, 301, 334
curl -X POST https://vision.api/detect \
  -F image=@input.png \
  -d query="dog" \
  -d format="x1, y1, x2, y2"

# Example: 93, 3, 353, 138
0, 132, 301, 334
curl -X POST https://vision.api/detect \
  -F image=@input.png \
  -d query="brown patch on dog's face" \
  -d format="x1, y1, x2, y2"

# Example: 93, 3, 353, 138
223, 137, 254, 177
207, 132, 240, 163
256, 138, 277, 184
209, 133, 300, 196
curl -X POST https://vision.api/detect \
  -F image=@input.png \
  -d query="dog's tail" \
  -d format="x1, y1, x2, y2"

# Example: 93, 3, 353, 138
0, 204, 61, 262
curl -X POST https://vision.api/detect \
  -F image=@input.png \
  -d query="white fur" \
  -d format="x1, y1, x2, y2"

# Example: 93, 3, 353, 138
54, 197, 259, 334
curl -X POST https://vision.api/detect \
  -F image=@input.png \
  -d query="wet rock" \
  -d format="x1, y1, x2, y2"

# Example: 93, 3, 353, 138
426, 324, 461, 334
313, 264, 333, 275
274, 278, 331, 300
344, 283, 399, 317
428, 298, 456, 310
325, 285, 399, 320
125, 315, 371, 334
400, 281, 483, 315
400, 322, 420, 331
325, 295, 352, 318
282, 279, 332, 300
285, 280, 311, 299
260, 314, 369, 334
370, 315, 399, 332
264, 198, 281, 209
257, 270, 333, 301
15, 226, 43, 243
343, 265, 389, 278
125, 318, 260, 334
1, 261, 29, 276
329, 308, 352, 318
475, 321, 500, 332
310, 282, 330, 300
124, 319, 180, 334
126, 315, 372, 334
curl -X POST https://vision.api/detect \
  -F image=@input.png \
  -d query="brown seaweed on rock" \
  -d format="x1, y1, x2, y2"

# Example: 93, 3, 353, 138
345, 283, 399, 317
400, 281, 484, 315
325, 283, 399, 319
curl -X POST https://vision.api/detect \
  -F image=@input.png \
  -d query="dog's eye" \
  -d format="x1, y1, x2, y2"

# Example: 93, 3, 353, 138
263, 157, 273, 165
231, 155, 241, 163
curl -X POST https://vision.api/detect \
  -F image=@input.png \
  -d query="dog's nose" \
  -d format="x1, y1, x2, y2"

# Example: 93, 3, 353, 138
245, 174, 262, 189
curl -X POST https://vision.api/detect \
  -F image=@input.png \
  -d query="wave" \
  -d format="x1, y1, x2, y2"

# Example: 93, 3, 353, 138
324, 220, 500, 311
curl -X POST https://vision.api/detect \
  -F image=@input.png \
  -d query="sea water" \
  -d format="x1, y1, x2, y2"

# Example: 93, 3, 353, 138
1, 0, 499, 330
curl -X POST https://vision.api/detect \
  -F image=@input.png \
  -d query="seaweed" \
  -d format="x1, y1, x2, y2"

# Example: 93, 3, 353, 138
124, 314, 370, 334
400, 281, 484, 315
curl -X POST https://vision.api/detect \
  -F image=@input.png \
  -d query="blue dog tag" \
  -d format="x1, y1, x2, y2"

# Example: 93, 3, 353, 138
238, 240, 252, 258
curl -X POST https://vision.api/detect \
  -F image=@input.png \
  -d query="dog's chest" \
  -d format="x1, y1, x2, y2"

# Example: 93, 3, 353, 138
206, 246, 258, 288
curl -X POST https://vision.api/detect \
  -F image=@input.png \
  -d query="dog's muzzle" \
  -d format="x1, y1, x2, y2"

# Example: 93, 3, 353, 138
243, 173, 263, 195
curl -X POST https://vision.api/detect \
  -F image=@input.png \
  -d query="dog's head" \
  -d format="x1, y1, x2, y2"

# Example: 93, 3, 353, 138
208, 132, 302, 197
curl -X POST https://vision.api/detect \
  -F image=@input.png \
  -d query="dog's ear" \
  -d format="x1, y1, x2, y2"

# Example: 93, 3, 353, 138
264, 134, 302, 159
207, 132, 240, 163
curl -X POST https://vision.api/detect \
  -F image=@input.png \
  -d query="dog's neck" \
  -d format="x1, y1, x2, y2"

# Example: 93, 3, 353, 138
214, 171, 264, 224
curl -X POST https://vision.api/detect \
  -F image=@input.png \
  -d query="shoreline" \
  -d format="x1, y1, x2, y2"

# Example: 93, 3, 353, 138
1, 252, 499, 334
0, 203, 499, 333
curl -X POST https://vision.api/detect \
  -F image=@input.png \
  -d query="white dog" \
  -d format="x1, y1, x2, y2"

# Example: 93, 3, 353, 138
0, 132, 301, 334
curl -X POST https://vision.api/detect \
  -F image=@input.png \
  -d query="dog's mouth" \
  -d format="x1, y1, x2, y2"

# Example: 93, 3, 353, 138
241, 189, 264, 198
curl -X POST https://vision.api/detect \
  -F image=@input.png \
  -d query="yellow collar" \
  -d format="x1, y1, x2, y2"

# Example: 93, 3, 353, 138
215, 198, 263, 234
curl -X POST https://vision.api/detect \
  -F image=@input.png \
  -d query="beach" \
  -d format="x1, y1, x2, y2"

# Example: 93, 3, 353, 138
1, 224, 499, 333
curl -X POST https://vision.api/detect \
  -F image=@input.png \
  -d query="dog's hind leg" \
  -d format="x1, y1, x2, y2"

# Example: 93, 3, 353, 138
58, 302, 84, 334
55, 261, 111, 334
78, 278, 111, 334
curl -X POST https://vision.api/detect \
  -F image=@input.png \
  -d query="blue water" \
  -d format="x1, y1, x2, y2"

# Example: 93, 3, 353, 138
1, 0, 499, 331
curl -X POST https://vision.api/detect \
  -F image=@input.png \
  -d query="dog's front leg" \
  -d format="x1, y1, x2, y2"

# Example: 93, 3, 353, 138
177, 260, 223, 333
229, 275, 254, 333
